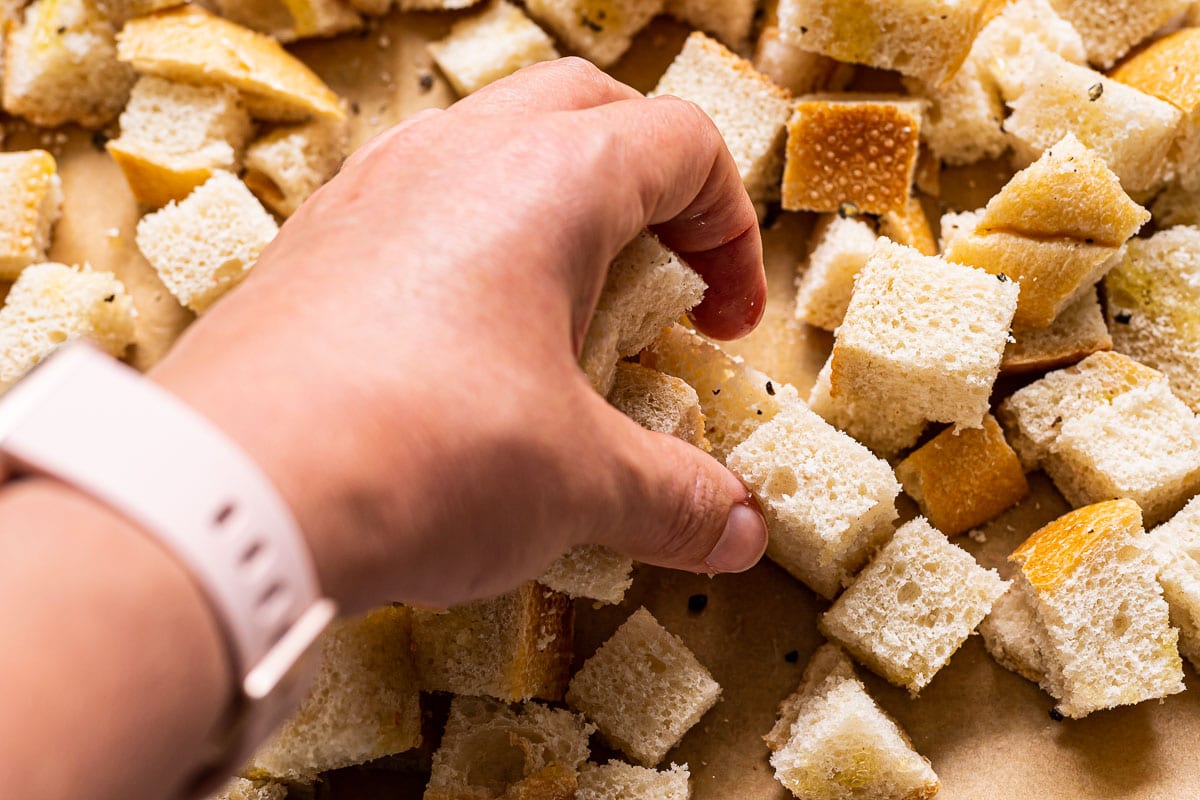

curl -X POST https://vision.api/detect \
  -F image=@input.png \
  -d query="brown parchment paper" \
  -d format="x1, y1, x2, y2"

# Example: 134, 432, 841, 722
26, 10, 1200, 799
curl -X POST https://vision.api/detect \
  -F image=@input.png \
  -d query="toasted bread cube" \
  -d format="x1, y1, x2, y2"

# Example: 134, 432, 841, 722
3, 0, 135, 129
0, 150, 62, 280
973, 0, 1086, 101
577, 762, 690, 800
664, 0, 754, 48
1004, 51, 1180, 197
1104, 226, 1200, 413
395, 0, 480, 8
247, 606, 421, 782
426, 696, 594, 800
783, 95, 922, 215
108, 77, 252, 210
1151, 496, 1200, 671
566, 608, 721, 767
831, 240, 1019, 428
776, 0, 995, 88
608, 362, 709, 449
978, 585, 1048, 684
411, 582, 573, 702
210, 0, 363, 42
0, 264, 136, 393
904, 55, 1005, 167
1046, 0, 1189, 69
1010, 499, 1184, 717
524, 0, 662, 68
727, 402, 901, 599
211, 778, 287, 800
243, 119, 347, 217
539, 545, 633, 606
878, 196, 937, 256
97, 0, 186, 23
1003, 287, 1112, 375
820, 517, 1008, 693
136, 172, 279, 314
936, 209, 983, 253
764, 643, 857, 753
794, 214, 878, 332
654, 33, 793, 202
428, 1, 558, 97
754, 6, 852, 98
807, 355, 927, 457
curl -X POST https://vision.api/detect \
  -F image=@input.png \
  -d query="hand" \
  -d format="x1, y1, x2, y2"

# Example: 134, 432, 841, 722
151, 58, 770, 612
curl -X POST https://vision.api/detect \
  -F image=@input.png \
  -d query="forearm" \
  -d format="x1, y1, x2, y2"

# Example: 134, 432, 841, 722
0, 479, 229, 800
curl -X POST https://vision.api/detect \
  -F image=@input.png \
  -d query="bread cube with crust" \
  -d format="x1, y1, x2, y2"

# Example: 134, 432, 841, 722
524, 0, 663, 68
243, 119, 347, 217
754, 0, 852, 98
764, 643, 857, 753
974, 0, 1086, 101
0, 150, 62, 280
1046, 0, 1189, 69
665, 0, 755, 50
211, 0, 362, 42
904, 56, 1006, 167
807, 355, 928, 458
794, 214, 878, 332
539, 545, 633, 606
979, 585, 1048, 684
879, 197, 937, 256
428, 1, 559, 97
211, 778, 287, 800
608, 362, 709, 450
577, 761, 690, 800
1151, 496, 1200, 672
1003, 287, 1112, 375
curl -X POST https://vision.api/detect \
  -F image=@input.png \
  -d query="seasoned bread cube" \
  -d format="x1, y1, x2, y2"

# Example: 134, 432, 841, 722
896, 414, 1030, 537
782, 95, 923, 215
4, 0, 135, 129
754, 0, 852, 98
807, 355, 928, 457
411, 582, 573, 702
538, 545, 633, 606
1150, 496, 1200, 671
653, 33, 793, 202
1010, 499, 1184, 717
0, 264, 136, 393
210, 0, 362, 42
665, 0, 754, 49
135, 171, 279, 314
428, 1, 558, 97
117, 6, 345, 122
1046, 0, 1189, 69
936, 209, 983, 253
425, 696, 593, 800
978, 585, 1048, 684
608, 362, 709, 449
108, 76, 252, 209
794, 214, 878, 331
0, 150, 62, 280
1104, 226, 1200, 413
211, 778, 287, 800
243, 119, 347, 217
726, 401, 901, 599
831, 240, 1018, 428
580, 233, 706, 397
566, 608, 721, 767
973, 0, 1086, 101
878, 197, 937, 256
1003, 287, 1112, 375
904, 55, 1005, 167
764, 643, 856, 753
577, 761, 690, 800
820, 517, 1008, 693
247, 606, 421, 782
524, 0, 662, 68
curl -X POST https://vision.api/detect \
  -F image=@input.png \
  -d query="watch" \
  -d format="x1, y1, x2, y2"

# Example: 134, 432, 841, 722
0, 341, 337, 797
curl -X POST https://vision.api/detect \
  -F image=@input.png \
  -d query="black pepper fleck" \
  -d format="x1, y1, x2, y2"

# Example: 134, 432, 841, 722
418, 73, 434, 92
103, 294, 115, 303
1049, 708, 1065, 722
1085, 238, 1094, 244
56, 25, 66, 34
712, 388, 721, 396
687, 593, 708, 613
350, 101, 361, 115
1088, 82, 1104, 102
756, 409, 763, 415
91, 130, 109, 150
838, 201, 859, 218
997, 273, 1010, 282
800, 25, 808, 34
1115, 311, 1132, 324
784, 650, 800, 663
766, 381, 776, 396
580, 14, 604, 32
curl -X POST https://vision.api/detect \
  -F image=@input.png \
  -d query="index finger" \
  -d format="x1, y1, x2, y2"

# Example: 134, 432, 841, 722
452, 57, 643, 116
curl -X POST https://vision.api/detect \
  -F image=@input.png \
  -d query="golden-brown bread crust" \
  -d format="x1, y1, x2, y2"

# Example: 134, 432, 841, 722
105, 142, 214, 208
502, 764, 577, 800
879, 196, 937, 256
1110, 28, 1200, 113
1001, 293, 1113, 375
514, 583, 574, 702
1010, 499, 1142, 592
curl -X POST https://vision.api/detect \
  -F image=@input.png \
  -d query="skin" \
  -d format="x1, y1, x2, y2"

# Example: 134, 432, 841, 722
0, 60, 769, 800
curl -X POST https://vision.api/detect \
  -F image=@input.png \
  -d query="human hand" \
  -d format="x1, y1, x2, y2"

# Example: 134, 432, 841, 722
151, 58, 770, 612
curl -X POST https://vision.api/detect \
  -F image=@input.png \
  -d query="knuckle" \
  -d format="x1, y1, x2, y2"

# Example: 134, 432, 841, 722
654, 465, 723, 565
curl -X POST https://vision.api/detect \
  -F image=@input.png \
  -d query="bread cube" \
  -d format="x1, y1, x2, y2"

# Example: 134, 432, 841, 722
726, 402, 901, 599
764, 643, 857, 753
580, 233, 706, 397
978, 585, 1048, 684
831, 240, 1019, 428
395, 0, 479, 9
820, 517, 1008, 692
807, 355, 928, 457
96, 0, 186, 23
754, 18, 851, 97
1153, 179, 1200, 227
3, 0, 135, 129
665, 0, 754, 48
1104, 222, 1200, 412
973, 0, 1086, 101
608, 362, 709, 450
1151, 496, 1200, 671
524, 0, 662, 68
936, 209, 983, 253
654, 33, 793, 202
0, 264, 136, 393
426, 696, 594, 800
211, 778, 286, 800
1003, 287, 1112, 375
136, 171, 279, 314
243, 119, 347, 217
411, 582, 573, 702
878, 196, 937, 256
210, 0, 362, 42
538, 545, 633, 606
782, 95, 923, 215
0, 150, 62, 280
577, 761, 690, 800
776, 0, 996, 88
904, 55, 1005, 167
428, 1, 558, 97
566, 608, 721, 766
1010, 499, 1184, 717
108, 76, 252, 209
246, 606, 421, 782
794, 214, 878, 332
1046, 0, 1189, 69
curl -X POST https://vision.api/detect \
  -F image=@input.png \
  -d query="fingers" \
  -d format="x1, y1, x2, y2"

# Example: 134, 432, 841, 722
452, 56, 642, 116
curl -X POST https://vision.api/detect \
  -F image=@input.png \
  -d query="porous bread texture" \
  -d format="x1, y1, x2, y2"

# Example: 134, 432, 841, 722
1046, 0, 1189, 69
411, 582, 573, 702
754, 11, 851, 97
246, 606, 421, 782
108, 76, 252, 209
539, 545, 633, 606
608, 362, 709, 450
580, 233, 706, 397
566, 607, 721, 767
782, 95, 923, 215
794, 213, 878, 332
972, 0, 1086, 101
0, 263, 136, 393
776, 0, 996, 88
135, 171, 280, 314
830, 239, 1019, 429
664, 0, 755, 50
978, 585, 1047, 684
1003, 50, 1181, 198
937, 209, 983, 253
0, 150, 61, 280
807, 355, 928, 458
653, 33, 793, 202
896, 414, 1030, 537
1010, 499, 1184, 718
210, 0, 362, 42
243, 118, 348, 217
1003, 287, 1112, 375
523, 0, 663, 68
646, 324, 796, 463
211, 778, 287, 800
726, 401, 901, 600
428, 1, 559, 97
878, 196, 937, 256
3, 0, 135, 129
1151, 496, 1200, 671
764, 643, 857, 753
819, 517, 1008, 693
425, 696, 593, 800
1104, 226, 1200, 413
903, 55, 1005, 167
577, 761, 691, 800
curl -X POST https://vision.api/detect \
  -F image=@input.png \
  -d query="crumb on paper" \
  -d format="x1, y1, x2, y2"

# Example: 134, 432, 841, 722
969, 529, 987, 543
